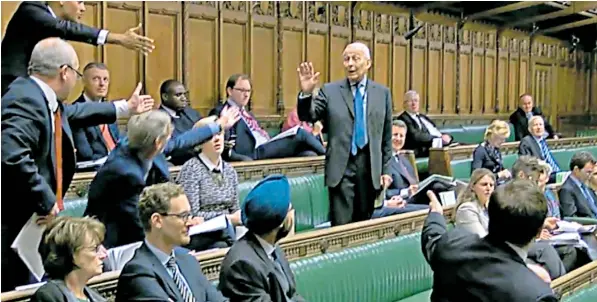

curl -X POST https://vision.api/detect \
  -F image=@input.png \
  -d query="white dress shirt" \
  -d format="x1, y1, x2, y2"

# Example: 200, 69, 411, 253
407, 111, 442, 137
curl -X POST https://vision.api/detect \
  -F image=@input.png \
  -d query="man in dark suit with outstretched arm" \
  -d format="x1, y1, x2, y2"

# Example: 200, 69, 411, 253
296, 42, 393, 226
1, 1, 155, 95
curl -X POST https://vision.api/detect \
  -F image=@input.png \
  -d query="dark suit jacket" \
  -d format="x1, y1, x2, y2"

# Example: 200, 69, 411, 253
209, 102, 257, 162
72, 94, 121, 161
1, 1, 101, 80
386, 154, 417, 199
422, 212, 558, 302
116, 243, 226, 302
558, 176, 597, 218
84, 139, 171, 248
509, 107, 556, 141
31, 279, 105, 302
297, 78, 393, 189
158, 105, 203, 165
518, 135, 545, 160
397, 111, 439, 158
471, 142, 504, 177
219, 232, 305, 302
1, 77, 116, 229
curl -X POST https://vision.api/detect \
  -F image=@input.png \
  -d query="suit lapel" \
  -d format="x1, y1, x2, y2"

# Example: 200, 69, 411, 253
139, 244, 183, 301
339, 79, 355, 118
366, 80, 375, 122
273, 248, 296, 290
529, 138, 544, 160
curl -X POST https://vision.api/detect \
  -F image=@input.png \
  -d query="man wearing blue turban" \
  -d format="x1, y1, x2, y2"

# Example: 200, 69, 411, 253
218, 174, 306, 302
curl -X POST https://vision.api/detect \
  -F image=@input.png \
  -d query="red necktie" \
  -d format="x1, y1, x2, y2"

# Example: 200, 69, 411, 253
241, 109, 270, 139
54, 108, 64, 211
100, 124, 116, 151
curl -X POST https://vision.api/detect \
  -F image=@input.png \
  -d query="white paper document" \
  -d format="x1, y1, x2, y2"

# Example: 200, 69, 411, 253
555, 220, 596, 234
439, 191, 457, 206
11, 214, 46, 282
268, 125, 300, 143
75, 156, 108, 170
188, 215, 228, 236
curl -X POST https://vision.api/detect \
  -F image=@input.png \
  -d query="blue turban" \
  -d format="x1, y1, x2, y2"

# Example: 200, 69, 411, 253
241, 174, 291, 234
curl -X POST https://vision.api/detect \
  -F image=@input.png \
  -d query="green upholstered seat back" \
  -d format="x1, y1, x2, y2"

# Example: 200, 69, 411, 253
562, 284, 597, 302
502, 153, 519, 169
307, 174, 330, 228
450, 159, 473, 180
58, 198, 88, 218
291, 232, 432, 302
439, 123, 515, 145
416, 158, 429, 175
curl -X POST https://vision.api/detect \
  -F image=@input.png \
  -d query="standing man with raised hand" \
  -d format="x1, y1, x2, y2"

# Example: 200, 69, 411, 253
1, 37, 155, 291
296, 42, 394, 226
2, 1, 155, 95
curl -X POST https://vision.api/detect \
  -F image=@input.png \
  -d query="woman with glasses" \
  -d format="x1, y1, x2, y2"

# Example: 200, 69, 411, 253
176, 116, 242, 252
471, 120, 512, 185
31, 216, 108, 302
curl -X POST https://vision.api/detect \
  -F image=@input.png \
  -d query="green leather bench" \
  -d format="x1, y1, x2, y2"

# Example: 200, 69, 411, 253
61, 174, 330, 234
450, 146, 597, 181
562, 284, 597, 302
441, 123, 516, 145
291, 232, 432, 302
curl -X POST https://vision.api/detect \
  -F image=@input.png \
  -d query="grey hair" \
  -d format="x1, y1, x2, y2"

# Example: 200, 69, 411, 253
345, 42, 371, 60
404, 90, 419, 101
127, 110, 172, 154
527, 116, 544, 130
392, 119, 407, 129
28, 38, 77, 77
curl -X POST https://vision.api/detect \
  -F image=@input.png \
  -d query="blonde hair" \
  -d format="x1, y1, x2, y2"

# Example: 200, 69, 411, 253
484, 120, 510, 140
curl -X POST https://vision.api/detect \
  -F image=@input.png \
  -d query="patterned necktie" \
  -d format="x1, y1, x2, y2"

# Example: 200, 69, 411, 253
166, 257, 196, 302
241, 109, 270, 139
351, 83, 367, 155
396, 155, 417, 185
539, 139, 561, 173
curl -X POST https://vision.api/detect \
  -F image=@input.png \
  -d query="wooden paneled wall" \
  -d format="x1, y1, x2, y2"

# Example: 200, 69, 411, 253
2, 1, 596, 121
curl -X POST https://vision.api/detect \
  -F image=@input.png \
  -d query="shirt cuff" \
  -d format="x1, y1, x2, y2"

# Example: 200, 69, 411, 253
97, 30, 109, 45
382, 199, 388, 207
112, 100, 129, 119
400, 188, 410, 199
299, 92, 312, 99
207, 122, 221, 135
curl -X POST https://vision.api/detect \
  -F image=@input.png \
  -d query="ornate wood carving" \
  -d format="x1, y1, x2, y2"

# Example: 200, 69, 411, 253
375, 13, 391, 34
222, 1, 246, 11
331, 4, 349, 27
189, 1, 216, 7
279, 1, 302, 20
253, 1, 274, 16
354, 9, 372, 31
307, 1, 327, 24
444, 26, 455, 44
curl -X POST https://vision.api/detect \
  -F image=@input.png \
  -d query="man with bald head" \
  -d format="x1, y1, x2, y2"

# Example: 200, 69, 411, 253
296, 42, 393, 226
1, 37, 154, 291
509, 93, 558, 141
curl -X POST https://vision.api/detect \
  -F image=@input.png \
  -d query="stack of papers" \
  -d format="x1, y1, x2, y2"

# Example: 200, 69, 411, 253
75, 156, 107, 170
188, 214, 228, 236
554, 220, 597, 234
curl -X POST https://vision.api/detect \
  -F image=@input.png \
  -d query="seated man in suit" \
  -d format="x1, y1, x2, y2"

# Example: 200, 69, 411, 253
158, 79, 203, 165
397, 90, 453, 157
372, 120, 428, 218
219, 175, 305, 302
116, 182, 226, 302
72, 62, 121, 166
85, 109, 238, 248
209, 74, 325, 161
422, 180, 558, 301
519, 116, 560, 184
509, 93, 558, 141
559, 151, 597, 218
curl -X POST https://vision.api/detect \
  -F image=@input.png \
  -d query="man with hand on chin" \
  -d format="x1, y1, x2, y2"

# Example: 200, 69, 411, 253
296, 42, 394, 226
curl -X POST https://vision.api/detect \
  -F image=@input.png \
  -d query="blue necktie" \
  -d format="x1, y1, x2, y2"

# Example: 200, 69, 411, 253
580, 185, 597, 217
351, 83, 367, 155
539, 139, 560, 173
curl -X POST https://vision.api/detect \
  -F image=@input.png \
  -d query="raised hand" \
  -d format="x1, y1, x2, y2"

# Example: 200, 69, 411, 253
127, 82, 154, 115
297, 62, 320, 94
112, 23, 155, 55
217, 106, 241, 130
427, 191, 443, 214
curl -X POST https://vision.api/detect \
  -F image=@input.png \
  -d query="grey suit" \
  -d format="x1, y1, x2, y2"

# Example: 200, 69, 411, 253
297, 78, 393, 226
518, 135, 544, 159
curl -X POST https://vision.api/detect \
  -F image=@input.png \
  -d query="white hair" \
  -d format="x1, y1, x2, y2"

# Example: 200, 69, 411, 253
28, 38, 77, 77
528, 116, 544, 130
128, 110, 172, 154
344, 42, 371, 60
404, 90, 419, 101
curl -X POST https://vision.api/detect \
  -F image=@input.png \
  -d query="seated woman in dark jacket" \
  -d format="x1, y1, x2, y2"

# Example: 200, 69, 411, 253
471, 120, 512, 185
176, 116, 242, 251
31, 217, 108, 302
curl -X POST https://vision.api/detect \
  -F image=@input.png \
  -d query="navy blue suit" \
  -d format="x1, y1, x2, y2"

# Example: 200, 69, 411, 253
1, 76, 117, 291
158, 105, 202, 166
116, 243, 226, 302
72, 94, 121, 162
209, 102, 325, 162
372, 154, 428, 219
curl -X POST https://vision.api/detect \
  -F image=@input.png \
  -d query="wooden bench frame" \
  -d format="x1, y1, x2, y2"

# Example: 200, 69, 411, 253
429, 136, 597, 177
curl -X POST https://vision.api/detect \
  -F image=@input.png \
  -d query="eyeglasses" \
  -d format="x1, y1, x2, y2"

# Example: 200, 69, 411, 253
79, 244, 105, 254
233, 87, 252, 94
159, 211, 193, 221
63, 64, 83, 79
